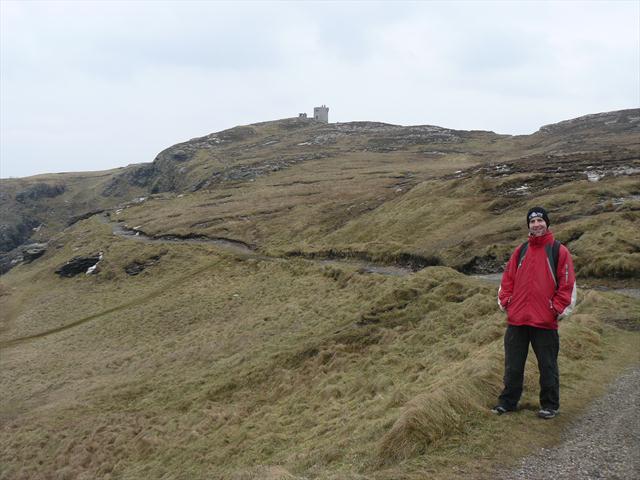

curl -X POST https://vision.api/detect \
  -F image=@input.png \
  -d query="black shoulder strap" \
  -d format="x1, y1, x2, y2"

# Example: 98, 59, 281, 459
517, 242, 528, 269
544, 240, 561, 286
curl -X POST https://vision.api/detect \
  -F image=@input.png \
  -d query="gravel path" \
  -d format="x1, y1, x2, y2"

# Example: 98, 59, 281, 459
499, 365, 640, 480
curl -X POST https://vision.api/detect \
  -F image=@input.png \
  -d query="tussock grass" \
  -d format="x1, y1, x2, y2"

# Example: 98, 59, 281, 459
1, 217, 639, 479
377, 344, 502, 464
230, 465, 301, 480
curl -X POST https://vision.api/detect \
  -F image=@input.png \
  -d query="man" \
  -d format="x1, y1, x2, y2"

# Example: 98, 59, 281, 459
493, 207, 576, 419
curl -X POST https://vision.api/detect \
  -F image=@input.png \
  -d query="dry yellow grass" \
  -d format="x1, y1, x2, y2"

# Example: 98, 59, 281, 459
1, 113, 638, 479
1, 216, 638, 480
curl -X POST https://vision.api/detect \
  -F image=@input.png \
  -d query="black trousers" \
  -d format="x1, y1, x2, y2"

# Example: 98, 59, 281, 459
498, 324, 560, 411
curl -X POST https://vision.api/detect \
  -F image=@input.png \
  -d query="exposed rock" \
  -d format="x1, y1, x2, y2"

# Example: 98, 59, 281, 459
22, 244, 47, 263
15, 183, 65, 203
537, 108, 640, 135
101, 163, 156, 196
171, 149, 189, 161
286, 249, 439, 272
0, 217, 40, 253
55, 254, 102, 278
194, 153, 331, 190
1, 252, 21, 275
460, 254, 504, 274
67, 209, 105, 227
124, 254, 162, 276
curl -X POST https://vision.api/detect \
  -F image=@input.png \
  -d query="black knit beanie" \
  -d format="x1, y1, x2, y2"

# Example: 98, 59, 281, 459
527, 207, 550, 227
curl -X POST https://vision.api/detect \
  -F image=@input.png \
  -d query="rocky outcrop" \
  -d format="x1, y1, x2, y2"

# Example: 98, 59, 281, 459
537, 108, 640, 135
55, 254, 102, 277
124, 254, 163, 275
101, 163, 156, 196
102, 125, 259, 196
22, 244, 47, 263
460, 254, 504, 275
0, 242, 48, 275
15, 183, 65, 203
0, 217, 40, 253
67, 209, 105, 227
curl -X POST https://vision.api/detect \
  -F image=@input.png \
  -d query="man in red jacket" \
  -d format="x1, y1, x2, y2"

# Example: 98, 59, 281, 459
492, 206, 576, 419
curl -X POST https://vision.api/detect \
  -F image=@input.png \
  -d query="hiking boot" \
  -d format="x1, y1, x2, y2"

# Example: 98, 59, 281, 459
537, 408, 558, 419
491, 405, 510, 415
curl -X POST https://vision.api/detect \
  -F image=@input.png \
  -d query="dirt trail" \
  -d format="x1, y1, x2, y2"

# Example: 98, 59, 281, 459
100, 213, 414, 276
0, 260, 221, 349
3, 214, 636, 347
496, 365, 640, 480
472, 273, 640, 300
100, 214, 640, 297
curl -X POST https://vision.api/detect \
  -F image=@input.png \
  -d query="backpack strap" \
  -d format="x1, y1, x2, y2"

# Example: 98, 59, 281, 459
517, 242, 528, 268
544, 240, 562, 287
517, 240, 562, 288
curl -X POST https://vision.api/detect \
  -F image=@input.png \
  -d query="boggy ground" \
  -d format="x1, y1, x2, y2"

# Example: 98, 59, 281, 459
0, 217, 638, 479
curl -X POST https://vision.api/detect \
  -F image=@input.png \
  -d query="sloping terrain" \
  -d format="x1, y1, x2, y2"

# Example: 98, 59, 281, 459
2, 109, 638, 277
0, 109, 639, 479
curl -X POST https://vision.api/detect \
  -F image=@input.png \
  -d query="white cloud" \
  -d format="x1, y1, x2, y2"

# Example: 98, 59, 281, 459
1, 0, 638, 177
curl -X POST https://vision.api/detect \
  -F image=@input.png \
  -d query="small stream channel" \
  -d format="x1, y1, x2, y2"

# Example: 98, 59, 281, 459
101, 214, 415, 276
99, 214, 640, 298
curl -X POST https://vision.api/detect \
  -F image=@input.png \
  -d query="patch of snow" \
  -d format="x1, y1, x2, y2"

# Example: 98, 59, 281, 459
86, 252, 103, 275
587, 171, 605, 182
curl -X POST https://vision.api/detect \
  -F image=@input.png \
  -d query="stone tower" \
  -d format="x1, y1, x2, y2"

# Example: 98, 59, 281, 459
313, 105, 329, 123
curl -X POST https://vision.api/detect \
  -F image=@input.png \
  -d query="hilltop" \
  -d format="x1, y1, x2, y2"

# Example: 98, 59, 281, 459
2, 108, 639, 279
0, 109, 638, 479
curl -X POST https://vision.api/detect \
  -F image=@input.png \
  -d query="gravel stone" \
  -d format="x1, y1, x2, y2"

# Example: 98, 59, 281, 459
498, 365, 640, 479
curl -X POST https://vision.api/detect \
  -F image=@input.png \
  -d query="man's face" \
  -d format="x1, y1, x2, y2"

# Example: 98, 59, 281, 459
528, 217, 548, 236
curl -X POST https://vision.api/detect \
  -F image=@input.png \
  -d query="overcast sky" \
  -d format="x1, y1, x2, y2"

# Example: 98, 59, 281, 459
1, 1, 638, 178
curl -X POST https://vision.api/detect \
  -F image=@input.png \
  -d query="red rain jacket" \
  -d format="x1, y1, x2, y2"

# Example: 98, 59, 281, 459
498, 231, 576, 330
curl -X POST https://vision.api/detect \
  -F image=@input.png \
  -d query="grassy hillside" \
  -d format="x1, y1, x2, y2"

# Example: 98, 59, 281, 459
1, 109, 639, 479
1, 217, 639, 479
113, 144, 639, 280
2, 110, 638, 273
